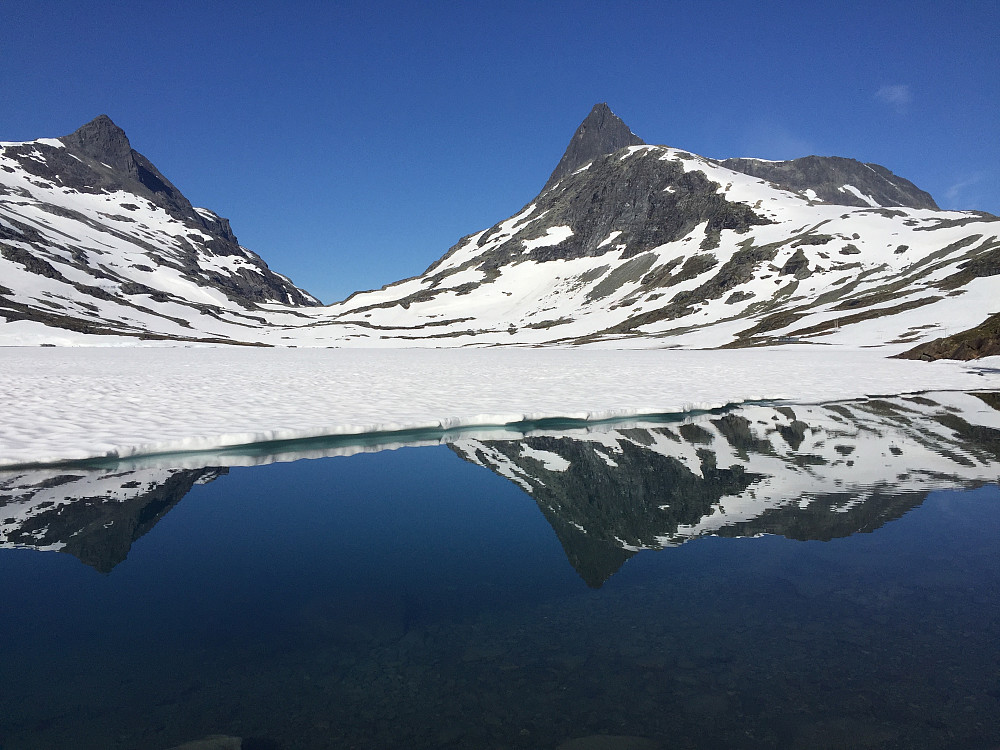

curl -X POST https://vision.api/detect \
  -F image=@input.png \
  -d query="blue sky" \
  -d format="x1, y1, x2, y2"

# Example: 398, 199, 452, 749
3, 1, 998, 303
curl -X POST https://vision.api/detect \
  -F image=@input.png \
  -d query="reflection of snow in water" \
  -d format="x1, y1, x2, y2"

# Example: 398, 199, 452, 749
3, 390, 999, 568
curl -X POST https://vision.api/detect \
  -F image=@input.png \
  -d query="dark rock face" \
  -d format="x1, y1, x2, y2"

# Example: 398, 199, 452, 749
720, 155, 939, 210
4, 115, 319, 307
469, 150, 772, 272
60, 114, 134, 171
543, 103, 645, 191
545, 104, 938, 211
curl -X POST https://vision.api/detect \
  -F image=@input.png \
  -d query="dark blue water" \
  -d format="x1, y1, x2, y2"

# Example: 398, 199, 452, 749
1, 443, 999, 750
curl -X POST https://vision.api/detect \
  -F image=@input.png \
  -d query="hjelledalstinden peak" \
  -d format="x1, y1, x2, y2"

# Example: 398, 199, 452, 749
59, 114, 134, 171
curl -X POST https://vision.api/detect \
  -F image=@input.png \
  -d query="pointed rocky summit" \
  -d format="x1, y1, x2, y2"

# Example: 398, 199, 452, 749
59, 114, 134, 171
0, 115, 322, 314
49, 114, 195, 221
543, 102, 644, 191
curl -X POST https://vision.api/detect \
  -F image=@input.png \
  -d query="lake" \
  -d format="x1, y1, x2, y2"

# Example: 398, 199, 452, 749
2, 391, 999, 749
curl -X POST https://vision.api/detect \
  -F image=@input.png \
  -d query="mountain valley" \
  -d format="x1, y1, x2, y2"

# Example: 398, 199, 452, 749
1, 106, 998, 354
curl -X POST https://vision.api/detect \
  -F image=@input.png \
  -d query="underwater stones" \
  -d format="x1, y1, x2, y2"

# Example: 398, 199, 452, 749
556, 735, 660, 750
165, 736, 242, 750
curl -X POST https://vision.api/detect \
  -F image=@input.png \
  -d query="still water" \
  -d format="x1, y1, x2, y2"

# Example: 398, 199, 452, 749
1, 392, 999, 749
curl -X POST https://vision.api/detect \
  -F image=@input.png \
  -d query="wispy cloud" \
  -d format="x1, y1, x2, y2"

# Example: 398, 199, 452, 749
944, 173, 985, 209
875, 84, 912, 113
739, 121, 816, 161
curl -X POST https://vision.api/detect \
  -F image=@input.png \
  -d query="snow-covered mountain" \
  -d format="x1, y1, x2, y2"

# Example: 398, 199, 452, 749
1, 107, 998, 351
0, 115, 319, 345
319, 104, 1000, 350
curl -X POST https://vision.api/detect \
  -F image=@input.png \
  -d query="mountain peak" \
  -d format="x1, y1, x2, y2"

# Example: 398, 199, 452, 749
543, 103, 645, 190
59, 114, 133, 171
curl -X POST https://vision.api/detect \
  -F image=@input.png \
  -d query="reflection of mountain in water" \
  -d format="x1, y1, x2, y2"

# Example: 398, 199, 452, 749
0, 467, 225, 572
1, 392, 998, 579
451, 392, 1000, 586
453, 433, 760, 586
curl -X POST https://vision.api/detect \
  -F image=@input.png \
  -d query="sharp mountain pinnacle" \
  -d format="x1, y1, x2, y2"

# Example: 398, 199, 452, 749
543, 103, 645, 190
58, 114, 134, 172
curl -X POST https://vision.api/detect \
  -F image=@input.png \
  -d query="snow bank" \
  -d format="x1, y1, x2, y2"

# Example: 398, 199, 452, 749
1, 346, 997, 467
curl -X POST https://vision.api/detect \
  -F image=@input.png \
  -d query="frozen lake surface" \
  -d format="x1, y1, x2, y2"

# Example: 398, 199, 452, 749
2, 346, 998, 467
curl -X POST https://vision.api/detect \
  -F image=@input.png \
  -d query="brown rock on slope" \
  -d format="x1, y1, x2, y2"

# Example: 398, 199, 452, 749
896, 312, 1000, 360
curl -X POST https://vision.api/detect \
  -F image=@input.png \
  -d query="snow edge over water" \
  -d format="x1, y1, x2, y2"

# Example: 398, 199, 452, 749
1, 400, 767, 469
3, 346, 998, 469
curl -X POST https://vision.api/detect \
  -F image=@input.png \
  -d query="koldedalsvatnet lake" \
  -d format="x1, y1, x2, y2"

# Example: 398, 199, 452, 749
2, 391, 999, 750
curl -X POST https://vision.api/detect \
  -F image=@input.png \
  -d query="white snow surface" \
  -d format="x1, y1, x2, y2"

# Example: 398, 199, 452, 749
1, 346, 997, 467
839, 184, 880, 207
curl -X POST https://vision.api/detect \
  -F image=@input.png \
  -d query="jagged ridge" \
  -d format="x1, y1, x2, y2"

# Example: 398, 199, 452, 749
0, 115, 322, 345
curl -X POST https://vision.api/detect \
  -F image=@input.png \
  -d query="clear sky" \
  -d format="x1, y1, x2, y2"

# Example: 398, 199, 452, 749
3, 0, 998, 303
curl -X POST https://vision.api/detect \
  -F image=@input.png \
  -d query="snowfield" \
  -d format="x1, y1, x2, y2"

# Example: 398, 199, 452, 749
1, 346, 997, 467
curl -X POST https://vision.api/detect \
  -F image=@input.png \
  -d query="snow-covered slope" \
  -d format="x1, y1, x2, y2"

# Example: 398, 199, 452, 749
0, 115, 319, 346
309, 105, 999, 350
1, 107, 997, 350
1, 345, 996, 468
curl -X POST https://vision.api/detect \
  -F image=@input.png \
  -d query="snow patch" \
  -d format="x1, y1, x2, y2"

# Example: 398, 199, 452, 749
520, 445, 571, 471
597, 231, 623, 248
839, 184, 881, 208
523, 225, 573, 251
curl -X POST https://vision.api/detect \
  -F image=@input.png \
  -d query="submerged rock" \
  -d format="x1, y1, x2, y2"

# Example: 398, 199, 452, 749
165, 736, 242, 750
556, 735, 660, 750
165, 737, 283, 750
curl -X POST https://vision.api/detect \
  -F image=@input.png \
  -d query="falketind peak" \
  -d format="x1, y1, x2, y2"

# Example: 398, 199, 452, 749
543, 103, 645, 190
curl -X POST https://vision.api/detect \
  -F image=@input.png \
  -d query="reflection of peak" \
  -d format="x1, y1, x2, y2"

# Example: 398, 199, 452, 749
715, 489, 925, 542
1, 467, 226, 572
451, 391, 1000, 585
452, 434, 760, 587
3, 390, 999, 584
545, 513, 633, 588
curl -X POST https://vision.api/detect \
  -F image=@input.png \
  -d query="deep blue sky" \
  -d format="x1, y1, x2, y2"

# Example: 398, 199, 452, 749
3, 1, 998, 303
